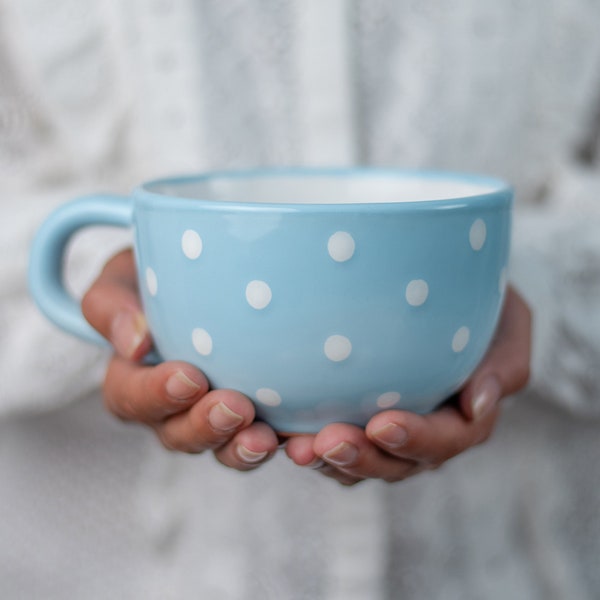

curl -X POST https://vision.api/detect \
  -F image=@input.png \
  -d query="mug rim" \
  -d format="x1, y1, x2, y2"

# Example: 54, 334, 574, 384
135, 167, 513, 213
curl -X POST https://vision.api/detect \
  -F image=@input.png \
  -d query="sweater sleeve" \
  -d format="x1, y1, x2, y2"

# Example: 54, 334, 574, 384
0, 186, 131, 419
0, 1, 139, 419
510, 162, 600, 417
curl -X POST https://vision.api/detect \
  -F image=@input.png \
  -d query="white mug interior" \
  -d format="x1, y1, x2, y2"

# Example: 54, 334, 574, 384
147, 171, 505, 205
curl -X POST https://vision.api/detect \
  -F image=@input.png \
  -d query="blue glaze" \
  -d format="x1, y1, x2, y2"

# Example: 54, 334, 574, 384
28, 194, 133, 346
29, 168, 512, 432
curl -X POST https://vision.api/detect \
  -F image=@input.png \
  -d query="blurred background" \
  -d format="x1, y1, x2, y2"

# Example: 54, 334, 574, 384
1, 1, 599, 598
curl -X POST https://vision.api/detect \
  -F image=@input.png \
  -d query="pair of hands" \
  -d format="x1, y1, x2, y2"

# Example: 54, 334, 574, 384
82, 249, 532, 486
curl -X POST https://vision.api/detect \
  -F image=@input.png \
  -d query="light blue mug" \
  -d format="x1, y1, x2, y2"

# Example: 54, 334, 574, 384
29, 168, 512, 433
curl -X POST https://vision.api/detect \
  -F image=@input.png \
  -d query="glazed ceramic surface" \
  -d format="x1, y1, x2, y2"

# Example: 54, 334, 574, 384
29, 168, 512, 432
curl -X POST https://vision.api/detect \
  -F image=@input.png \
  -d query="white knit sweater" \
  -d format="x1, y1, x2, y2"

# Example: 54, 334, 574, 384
1, 1, 600, 598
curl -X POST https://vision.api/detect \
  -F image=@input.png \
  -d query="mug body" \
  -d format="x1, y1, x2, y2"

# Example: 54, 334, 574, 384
132, 168, 512, 433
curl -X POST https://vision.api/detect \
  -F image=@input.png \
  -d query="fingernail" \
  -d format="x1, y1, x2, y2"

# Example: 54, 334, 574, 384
372, 423, 408, 449
237, 445, 268, 464
165, 371, 202, 401
110, 311, 148, 359
323, 442, 359, 467
471, 375, 502, 419
208, 402, 244, 432
308, 458, 326, 470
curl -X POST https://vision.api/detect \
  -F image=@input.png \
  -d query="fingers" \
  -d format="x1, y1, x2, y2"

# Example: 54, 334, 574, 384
91, 251, 528, 482
88, 250, 279, 470
285, 403, 499, 484
286, 424, 421, 484
366, 405, 499, 466
213, 422, 280, 471
156, 388, 256, 453
81, 249, 152, 360
103, 357, 210, 423
460, 285, 532, 420
285, 435, 321, 467
104, 356, 267, 453
285, 434, 367, 485
103, 354, 278, 466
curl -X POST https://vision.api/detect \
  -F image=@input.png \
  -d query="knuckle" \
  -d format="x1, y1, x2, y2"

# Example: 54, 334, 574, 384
157, 427, 202, 454
120, 397, 140, 421
190, 413, 231, 448
150, 393, 184, 422
114, 393, 144, 422
80, 284, 102, 321
155, 424, 178, 450
102, 391, 133, 422
440, 439, 466, 463
156, 430, 178, 452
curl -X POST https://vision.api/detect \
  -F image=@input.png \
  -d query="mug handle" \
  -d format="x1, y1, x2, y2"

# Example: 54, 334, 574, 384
28, 194, 133, 346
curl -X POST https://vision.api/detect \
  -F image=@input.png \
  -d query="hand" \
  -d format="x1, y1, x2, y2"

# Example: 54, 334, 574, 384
81, 249, 279, 470
285, 286, 532, 485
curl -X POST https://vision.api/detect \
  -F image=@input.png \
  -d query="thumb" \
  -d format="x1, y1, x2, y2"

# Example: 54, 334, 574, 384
459, 286, 532, 420
81, 249, 152, 361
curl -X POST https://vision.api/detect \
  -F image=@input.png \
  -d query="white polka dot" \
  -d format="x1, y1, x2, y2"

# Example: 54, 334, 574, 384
499, 267, 508, 294
181, 229, 203, 259
376, 391, 402, 409
406, 279, 429, 306
145, 267, 158, 296
192, 328, 213, 356
470, 219, 487, 251
452, 326, 470, 353
328, 231, 355, 262
324, 335, 352, 362
246, 280, 272, 310
256, 388, 282, 407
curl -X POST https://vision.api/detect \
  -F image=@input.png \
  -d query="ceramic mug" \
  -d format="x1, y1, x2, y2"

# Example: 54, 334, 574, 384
29, 168, 512, 433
